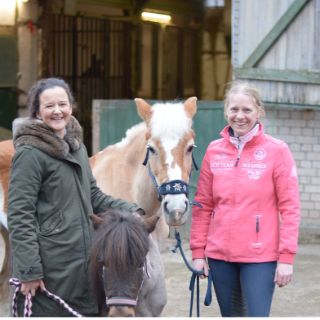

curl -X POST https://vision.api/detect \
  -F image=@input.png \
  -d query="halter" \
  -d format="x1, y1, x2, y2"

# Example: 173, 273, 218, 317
103, 259, 150, 308
142, 145, 201, 207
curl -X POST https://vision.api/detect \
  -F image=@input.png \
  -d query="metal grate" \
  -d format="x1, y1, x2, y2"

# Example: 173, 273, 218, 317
48, 15, 132, 154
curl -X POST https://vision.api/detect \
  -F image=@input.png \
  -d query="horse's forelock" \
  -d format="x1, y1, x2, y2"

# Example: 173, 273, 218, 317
150, 103, 192, 139
93, 211, 149, 275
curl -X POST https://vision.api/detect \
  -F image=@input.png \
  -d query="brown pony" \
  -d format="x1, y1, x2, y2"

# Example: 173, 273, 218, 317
90, 209, 165, 317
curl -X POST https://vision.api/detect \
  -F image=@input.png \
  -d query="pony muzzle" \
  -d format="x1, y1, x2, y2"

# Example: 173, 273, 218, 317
162, 194, 190, 226
106, 297, 137, 317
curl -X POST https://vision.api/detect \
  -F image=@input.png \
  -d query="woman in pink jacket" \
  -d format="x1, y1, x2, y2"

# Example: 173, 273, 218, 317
190, 81, 300, 316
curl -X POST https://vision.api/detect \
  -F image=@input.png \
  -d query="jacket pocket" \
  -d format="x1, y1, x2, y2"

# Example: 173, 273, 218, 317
39, 210, 63, 236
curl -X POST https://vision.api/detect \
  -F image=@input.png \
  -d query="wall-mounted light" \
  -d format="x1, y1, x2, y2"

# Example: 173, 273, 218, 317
0, 0, 16, 26
141, 11, 171, 24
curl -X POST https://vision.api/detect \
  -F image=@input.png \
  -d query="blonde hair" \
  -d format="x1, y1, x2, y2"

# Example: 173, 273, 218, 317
223, 80, 265, 118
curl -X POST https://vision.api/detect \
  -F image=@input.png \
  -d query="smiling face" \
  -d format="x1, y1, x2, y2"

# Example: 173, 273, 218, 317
38, 86, 72, 138
225, 92, 260, 137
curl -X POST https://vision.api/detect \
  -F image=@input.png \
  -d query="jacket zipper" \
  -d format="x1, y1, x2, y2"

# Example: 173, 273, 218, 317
234, 137, 241, 167
256, 215, 260, 242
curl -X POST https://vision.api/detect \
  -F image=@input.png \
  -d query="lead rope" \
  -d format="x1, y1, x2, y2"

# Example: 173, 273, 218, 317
172, 230, 212, 317
9, 278, 83, 317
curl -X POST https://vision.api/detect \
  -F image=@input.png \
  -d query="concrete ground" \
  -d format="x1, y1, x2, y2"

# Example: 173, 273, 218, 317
161, 238, 320, 317
1, 235, 320, 317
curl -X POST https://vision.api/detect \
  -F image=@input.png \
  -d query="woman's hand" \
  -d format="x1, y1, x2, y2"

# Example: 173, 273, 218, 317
21, 279, 46, 296
192, 258, 209, 278
274, 263, 293, 287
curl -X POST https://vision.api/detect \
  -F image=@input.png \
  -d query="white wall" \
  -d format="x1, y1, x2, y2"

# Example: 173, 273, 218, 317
16, 0, 40, 117
263, 107, 320, 242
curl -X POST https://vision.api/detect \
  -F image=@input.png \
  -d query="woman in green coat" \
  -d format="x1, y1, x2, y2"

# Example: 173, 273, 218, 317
8, 78, 139, 316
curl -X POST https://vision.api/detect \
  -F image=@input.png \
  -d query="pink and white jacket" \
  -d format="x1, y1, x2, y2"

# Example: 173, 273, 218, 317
190, 123, 300, 264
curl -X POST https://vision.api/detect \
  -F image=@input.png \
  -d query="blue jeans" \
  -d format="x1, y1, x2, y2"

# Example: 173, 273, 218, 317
208, 258, 276, 317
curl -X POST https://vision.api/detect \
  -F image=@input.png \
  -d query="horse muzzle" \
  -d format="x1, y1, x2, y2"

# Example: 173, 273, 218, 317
108, 305, 135, 317
106, 297, 137, 317
162, 194, 190, 226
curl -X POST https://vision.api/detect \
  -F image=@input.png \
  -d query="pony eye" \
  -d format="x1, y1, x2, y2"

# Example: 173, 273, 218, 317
187, 144, 196, 153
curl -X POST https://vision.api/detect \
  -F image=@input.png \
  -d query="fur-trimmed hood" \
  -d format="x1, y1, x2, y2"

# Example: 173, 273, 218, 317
13, 116, 83, 160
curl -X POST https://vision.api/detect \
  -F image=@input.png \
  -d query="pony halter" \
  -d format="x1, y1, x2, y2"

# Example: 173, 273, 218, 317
142, 145, 201, 207
106, 297, 138, 307
103, 259, 150, 308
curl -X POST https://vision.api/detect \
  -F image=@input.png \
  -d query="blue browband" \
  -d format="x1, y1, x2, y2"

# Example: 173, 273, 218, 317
158, 179, 189, 196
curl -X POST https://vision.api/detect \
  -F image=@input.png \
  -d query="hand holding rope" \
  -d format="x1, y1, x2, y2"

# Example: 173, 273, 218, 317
9, 278, 83, 317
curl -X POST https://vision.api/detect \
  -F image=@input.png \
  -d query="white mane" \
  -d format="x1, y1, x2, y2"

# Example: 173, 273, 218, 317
114, 122, 147, 148
150, 102, 191, 139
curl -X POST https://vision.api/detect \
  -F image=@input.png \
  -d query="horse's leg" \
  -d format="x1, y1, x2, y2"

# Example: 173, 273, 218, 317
0, 227, 10, 302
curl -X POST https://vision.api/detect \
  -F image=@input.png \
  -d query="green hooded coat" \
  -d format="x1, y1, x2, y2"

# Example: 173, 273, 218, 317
8, 116, 138, 316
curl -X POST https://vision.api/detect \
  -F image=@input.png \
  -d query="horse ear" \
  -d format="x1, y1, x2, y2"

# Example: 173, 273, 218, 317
184, 97, 198, 119
90, 213, 104, 229
143, 215, 160, 234
135, 98, 153, 123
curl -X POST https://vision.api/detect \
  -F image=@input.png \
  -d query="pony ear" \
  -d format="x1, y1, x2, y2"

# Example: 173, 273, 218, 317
135, 98, 153, 123
184, 97, 197, 119
143, 215, 160, 234
90, 213, 104, 229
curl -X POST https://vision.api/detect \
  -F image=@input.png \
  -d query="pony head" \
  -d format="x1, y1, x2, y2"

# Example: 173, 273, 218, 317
135, 97, 197, 226
90, 209, 159, 317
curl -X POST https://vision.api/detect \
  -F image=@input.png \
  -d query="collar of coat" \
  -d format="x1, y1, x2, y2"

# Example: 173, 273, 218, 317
13, 116, 83, 160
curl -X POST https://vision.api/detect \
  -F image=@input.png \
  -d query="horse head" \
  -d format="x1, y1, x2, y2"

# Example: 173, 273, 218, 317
135, 97, 197, 227
90, 209, 159, 317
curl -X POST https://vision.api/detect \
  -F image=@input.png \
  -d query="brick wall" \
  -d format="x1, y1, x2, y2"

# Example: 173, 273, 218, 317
262, 107, 320, 243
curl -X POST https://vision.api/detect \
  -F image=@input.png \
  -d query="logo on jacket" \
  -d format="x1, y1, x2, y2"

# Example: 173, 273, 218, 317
290, 165, 297, 177
254, 148, 267, 161
247, 170, 262, 180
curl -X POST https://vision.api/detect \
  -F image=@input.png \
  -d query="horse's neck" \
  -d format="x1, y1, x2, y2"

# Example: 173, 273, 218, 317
125, 130, 160, 214
133, 167, 160, 214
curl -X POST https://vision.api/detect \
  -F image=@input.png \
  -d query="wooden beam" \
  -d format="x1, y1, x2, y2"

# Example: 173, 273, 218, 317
234, 67, 320, 85
78, 0, 132, 9
243, 0, 310, 68
78, 0, 203, 14
264, 101, 320, 110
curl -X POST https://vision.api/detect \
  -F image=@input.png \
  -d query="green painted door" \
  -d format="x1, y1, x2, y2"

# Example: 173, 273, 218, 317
96, 100, 226, 196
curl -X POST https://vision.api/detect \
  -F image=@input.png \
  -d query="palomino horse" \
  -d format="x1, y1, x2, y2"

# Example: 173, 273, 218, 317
90, 97, 198, 243
90, 209, 165, 317
0, 140, 14, 302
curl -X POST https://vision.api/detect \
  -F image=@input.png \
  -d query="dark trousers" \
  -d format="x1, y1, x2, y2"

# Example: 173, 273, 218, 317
208, 258, 276, 317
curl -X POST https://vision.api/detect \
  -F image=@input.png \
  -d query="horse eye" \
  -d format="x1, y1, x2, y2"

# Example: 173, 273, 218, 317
187, 145, 195, 153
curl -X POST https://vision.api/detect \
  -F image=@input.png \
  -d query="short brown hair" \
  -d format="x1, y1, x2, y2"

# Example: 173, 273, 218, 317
27, 78, 75, 118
